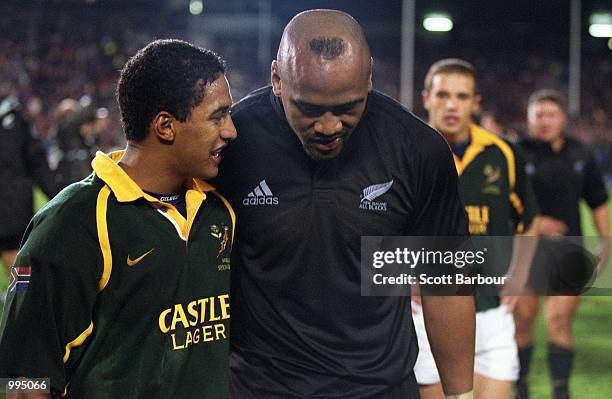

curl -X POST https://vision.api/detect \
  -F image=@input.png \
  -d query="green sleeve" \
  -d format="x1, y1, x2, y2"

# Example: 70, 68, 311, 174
0, 204, 103, 394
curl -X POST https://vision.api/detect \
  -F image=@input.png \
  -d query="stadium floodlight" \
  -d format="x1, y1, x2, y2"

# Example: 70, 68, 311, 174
423, 14, 453, 32
589, 12, 612, 37
189, 0, 203, 16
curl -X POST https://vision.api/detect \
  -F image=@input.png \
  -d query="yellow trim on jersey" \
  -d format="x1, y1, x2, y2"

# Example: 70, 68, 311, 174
454, 125, 516, 191
92, 151, 215, 202
63, 322, 94, 363
510, 192, 524, 214
92, 151, 218, 241
212, 191, 236, 245
455, 125, 524, 218
453, 144, 484, 176
185, 189, 205, 240
96, 186, 113, 291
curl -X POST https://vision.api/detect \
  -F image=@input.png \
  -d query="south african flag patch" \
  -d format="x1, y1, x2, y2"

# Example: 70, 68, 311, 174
7, 265, 31, 293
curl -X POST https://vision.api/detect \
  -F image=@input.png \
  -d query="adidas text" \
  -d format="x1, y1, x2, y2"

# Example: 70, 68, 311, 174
243, 179, 279, 207
243, 196, 279, 206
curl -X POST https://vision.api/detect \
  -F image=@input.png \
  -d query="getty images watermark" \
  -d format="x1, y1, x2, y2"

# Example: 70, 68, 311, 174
371, 246, 511, 286
361, 236, 610, 297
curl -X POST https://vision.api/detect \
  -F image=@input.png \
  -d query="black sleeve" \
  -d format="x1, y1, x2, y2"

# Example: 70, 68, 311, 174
0, 211, 102, 394
411, 132, 469, 236
581, 151, 609, 209
511, 142, 539, 230
22, 118, 61, 198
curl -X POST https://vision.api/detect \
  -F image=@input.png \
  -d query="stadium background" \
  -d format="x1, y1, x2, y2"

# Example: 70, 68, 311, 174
1, 0, 610, 397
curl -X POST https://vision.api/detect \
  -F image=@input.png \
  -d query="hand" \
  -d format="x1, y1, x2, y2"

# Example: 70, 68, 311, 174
411, 295, 422, 314
500, 296, 520, 313
445, 391, 474, 399
595, 239, 609, 275
499, 267, 529, 297
538, 216, 568, 236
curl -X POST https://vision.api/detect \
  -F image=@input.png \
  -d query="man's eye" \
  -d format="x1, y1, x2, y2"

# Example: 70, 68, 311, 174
333, 106, 355, 116
299, 107, 323, 117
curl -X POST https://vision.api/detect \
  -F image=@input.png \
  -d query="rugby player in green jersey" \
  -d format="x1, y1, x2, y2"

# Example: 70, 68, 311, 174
413, 59, 540, 399
0, 39, 237, 398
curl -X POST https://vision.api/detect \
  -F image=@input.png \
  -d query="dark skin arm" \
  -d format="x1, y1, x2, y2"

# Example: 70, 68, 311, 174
421, 295, 475, 395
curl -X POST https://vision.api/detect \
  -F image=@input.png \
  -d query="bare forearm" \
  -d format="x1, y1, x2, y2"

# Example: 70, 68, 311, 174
506, 219, 540, 292
421, 295, 475, 395
592, 203, 609, 238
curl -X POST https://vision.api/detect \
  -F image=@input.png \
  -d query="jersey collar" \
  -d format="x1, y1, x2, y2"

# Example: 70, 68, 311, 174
453, 124, 496, 175
91, 150, 215, 204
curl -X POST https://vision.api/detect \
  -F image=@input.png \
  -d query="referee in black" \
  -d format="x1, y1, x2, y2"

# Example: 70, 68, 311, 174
214, 9, 475, 399
515, 89, 609, 399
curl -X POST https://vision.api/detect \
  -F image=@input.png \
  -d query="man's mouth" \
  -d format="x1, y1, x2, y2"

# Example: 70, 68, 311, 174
310, 133, 346, 152
211, 145, 226, 163
444, 115, 460, 126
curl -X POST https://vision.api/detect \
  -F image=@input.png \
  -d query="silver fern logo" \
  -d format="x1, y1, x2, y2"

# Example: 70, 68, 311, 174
360, 180, 394, 211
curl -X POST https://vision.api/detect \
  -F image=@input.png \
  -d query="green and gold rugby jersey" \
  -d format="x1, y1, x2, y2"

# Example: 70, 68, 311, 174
0, 151, 234, 398
454, 125, 538, 311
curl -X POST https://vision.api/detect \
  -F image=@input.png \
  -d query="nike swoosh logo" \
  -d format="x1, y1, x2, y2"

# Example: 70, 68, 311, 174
127, 248, 155, 267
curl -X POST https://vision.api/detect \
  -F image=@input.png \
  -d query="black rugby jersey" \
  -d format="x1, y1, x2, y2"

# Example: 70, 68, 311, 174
215, 87, 468, 398
519, 137, 608, 236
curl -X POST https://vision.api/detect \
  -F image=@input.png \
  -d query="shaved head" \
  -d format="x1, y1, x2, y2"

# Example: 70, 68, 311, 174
277, 9, 371, 79
271, 9, 373, 161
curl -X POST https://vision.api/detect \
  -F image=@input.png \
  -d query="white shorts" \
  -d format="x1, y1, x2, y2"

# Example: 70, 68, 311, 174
412, 301, 519, 384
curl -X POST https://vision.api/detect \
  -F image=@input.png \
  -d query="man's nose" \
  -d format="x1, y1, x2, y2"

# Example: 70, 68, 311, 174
445, 98, 458, 110
314, 112, 343, 135
221, 115, 237, 141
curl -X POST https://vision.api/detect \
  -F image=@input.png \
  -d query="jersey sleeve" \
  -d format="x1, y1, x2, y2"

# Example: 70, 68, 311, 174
581, 151, 609, 209
0, 209, 102, 394
410, 132, 469, 236
510, 142, 539, 231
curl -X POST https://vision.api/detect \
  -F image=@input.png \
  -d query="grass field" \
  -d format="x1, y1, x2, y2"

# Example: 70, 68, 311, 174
1, 190, 611, 397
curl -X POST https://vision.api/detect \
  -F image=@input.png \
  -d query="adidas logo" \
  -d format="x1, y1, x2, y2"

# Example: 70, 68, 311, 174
243, 180, 279, 206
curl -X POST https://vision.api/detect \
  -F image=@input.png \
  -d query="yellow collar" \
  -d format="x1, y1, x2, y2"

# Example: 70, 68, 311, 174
452, 125, 516, 189
91, 150, 215, 203
453, 124, 498, 175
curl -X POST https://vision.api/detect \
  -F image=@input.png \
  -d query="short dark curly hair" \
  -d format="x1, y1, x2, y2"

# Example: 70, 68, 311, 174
117, 39, 226, 142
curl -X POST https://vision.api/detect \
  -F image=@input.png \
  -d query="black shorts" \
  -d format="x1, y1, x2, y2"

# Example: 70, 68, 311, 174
528, 237, 596, 295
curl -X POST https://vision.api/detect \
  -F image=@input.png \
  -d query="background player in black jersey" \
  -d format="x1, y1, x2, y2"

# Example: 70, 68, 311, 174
0, 95, 59, 287
214, 9, 475, 399
515, 89, 609, 399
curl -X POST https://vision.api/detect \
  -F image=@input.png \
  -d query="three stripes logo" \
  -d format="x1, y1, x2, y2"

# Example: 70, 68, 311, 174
7, 265, 32, 293
243, 180, 279, 206
359, 180, 394, 212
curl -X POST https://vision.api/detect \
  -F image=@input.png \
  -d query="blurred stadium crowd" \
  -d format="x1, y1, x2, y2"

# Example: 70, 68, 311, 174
1, 1, 610, 189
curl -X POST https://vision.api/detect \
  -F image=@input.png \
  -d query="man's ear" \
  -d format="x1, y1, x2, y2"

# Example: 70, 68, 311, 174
368, 57, 373, 91
472, 94, 482, 115
271, 60, 282, 97
152, 111, 175, 143
422, 90, 430, 111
